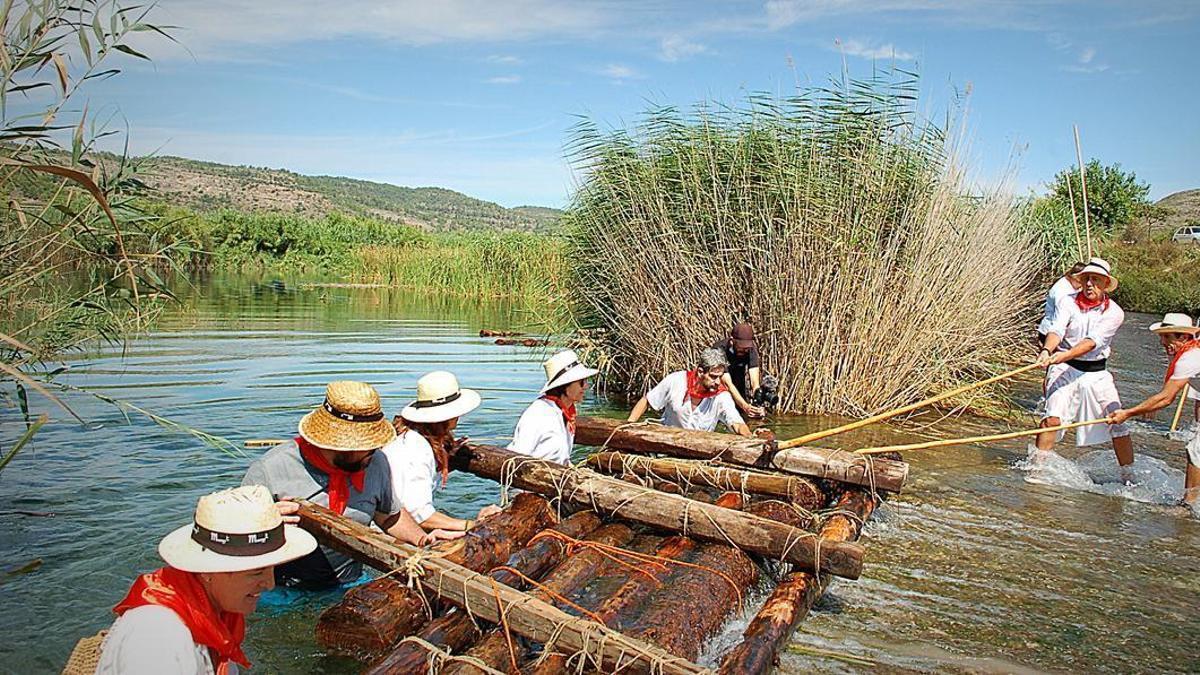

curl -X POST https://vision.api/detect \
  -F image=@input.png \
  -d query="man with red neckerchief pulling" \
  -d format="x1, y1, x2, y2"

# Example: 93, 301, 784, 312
1108, 312, 1200, 507
1036, 258, 1136, 478
627, 347, 752, 437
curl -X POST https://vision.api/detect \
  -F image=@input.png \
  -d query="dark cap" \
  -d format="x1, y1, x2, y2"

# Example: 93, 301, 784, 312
731, 322, 756, 349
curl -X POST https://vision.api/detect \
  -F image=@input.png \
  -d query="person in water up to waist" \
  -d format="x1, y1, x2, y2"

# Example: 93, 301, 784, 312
1107, 313, 1200, 507
627, 347, 751, 436
1036, 257, 1135, 473
241, 381, 456, 590
508, 349, 599, 465
1036, 261, 1085, 346
383, 371, 502, 532
94, 485, 318, 674
712, 322, 766, 418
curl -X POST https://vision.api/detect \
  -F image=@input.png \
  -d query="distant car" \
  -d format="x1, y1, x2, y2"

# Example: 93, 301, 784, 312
1172, 226, 1200, 243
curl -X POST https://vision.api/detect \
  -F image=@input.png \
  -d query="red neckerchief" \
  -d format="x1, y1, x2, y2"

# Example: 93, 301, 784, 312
685, 369, 727, 404
1074, 291, 1110, 313
113, 566, 249, 673
541, 394, 577, 435
297, 436, 364, 515
1165, 339, 1200, 382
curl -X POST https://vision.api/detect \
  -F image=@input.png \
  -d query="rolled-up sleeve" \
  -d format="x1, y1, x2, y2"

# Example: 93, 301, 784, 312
646, 373, 676, 411
1047, 295, 1074, 337
393, 452, 436, 524
717, 392, 745, 429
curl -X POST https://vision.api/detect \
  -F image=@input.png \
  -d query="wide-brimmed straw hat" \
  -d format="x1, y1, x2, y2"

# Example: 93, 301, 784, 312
539, 350, 599, 394
1076, 257, 1119, 292
158, 485, 317, 574
298, 381, 397, 452
1149, 312, 1200, 335
400, 371, 481, 424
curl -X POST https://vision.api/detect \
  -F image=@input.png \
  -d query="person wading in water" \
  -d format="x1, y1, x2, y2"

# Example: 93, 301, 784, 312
508, 350, 600, 465
627, 348, 752, 437
713, 322, 766, 418
1107, 312, 1200, 507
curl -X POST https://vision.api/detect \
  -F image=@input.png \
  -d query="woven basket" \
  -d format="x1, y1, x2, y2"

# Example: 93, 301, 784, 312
61, 631, 106, 675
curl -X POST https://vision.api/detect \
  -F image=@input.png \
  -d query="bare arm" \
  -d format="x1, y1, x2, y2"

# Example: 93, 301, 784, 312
748, 367, 761, 393
628, 395, 650, 422
731, 422, 752, 437
378, 508, 436, 545
1047, 338, 1096, 364
1110, 378, 1190, 424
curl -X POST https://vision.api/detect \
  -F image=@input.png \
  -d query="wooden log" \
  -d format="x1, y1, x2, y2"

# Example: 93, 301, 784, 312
316, 492, 556, 660
576, 416, 907, 493
453, 443, 864, 579
588, 452, 826, 510
744, 500, 813, 529
717, 488, 879, 675
296, 502, 707, 675
363, 511, 604, 675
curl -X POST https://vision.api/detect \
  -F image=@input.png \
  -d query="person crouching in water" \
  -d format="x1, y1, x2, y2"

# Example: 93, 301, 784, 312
1107, 313, 1200, 507
627, 347, 751, 437
384, 371, 501, 533
95, 485, 317, 674
1036, 258, 1135, 477
508, 350, 599, 465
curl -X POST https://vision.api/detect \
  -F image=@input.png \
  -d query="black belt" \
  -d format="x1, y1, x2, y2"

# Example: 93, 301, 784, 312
1066, 358, 1107, 372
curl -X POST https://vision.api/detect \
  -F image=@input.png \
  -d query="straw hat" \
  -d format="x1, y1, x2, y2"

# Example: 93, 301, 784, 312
298, 381, 396, 452
158, 485, 317, 574
1076, 257, 1118, 292
539, 350, 599, 394
400, 371, 481, 424
1149, 312, 1200, 335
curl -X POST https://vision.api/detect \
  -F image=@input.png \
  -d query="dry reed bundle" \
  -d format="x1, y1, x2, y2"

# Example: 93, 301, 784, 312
564, 73, 1041, 415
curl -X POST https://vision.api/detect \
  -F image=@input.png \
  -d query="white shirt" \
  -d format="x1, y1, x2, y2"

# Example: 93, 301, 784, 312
1168, 348, 1200, 392
507, 397, 573, 465
380, 430, 438, 524
1038, 276, 1077, 335
646, 370, 745, 433
97, 605, 228, 675
1046, 293, 1124, 362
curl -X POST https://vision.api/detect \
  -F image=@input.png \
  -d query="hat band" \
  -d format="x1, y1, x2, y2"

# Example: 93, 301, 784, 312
413, 391, 462, 408
548, 361, 581, 385
323, 399, 384, 423
190, 521, 286, 557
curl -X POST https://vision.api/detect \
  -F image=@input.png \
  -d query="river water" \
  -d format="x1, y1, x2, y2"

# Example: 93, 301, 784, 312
1, 277, 1197, 673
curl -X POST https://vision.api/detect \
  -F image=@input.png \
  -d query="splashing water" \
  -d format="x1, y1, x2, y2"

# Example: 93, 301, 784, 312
1015, 442, 1189, 508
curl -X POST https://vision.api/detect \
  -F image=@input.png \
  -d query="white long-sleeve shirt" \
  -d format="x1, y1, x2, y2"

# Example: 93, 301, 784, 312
1046, 293, 1125, 362
380, 430, 439, 524
646, 370, 744, 432
1038, 276, 1077, 335
97, 605, 225, 675
507, 397, 573, 465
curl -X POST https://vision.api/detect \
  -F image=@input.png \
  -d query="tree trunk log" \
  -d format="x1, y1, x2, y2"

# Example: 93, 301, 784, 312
576, 416, 907, 493
452, 443, 864, 579
315, 492, 556, 660
297, 501, 708, 675
363, 511, 604, 675
716, 488, 879, 675
744, 500, 814, 529
588, 452, 825, 509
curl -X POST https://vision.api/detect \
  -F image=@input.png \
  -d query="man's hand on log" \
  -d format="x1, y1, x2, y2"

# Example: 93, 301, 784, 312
476, 504, 502, 521
753, 427, 776, 442
423, 529, 466, 545
274, 499, 301, 524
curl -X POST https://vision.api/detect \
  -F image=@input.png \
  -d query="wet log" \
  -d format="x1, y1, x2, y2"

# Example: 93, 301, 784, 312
717, 488, 879, 675
316, 493, 555, 660
297, 502, 707, 675
744, 500, 814, 529
618, 471, 683, 494
479, 329, 522, 337
453, 443, 864, 579
576, 416, 907, 493
588, 452, 825, 510
363, 511, 604, 675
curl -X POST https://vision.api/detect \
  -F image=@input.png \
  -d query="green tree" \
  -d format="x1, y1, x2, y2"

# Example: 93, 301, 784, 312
1049, 159, 1151, 235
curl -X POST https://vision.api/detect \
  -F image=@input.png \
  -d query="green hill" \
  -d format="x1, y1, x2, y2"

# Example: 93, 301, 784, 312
1152, 189, 1200, 233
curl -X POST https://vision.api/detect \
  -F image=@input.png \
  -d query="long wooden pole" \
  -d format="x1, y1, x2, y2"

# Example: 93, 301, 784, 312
777, 362, 1043, 450
854, 417, 1108, 455
1066, 178, 1084, 262
1171, 388, 1189, 433
1074, 124, 1093, 259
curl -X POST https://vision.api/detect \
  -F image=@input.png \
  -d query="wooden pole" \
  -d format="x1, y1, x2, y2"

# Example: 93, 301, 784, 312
453, 443, 865, 579
296, 501, 708, 675
1074, 124, 1093, 259
1066, 178, 1084, 262
776, 362, 1042, 449
1171, 388, 1188, 433
576, 417, 908, 493
854, 417, 1109, 455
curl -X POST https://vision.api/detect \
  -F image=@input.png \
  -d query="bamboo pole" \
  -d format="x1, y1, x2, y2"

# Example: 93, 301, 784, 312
1066, 178, 1084, 262
1074, 124, 1093, 259
854, 418, 1108, 455
1171, 388, 1189, 433
777, 362, 1043, 450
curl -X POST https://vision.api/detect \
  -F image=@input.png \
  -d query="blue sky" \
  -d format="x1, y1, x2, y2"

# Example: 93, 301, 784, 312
78, 0, 1200, 208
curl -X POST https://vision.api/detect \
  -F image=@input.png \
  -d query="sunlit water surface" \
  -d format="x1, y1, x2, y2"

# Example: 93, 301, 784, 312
1, 277, 1197, 673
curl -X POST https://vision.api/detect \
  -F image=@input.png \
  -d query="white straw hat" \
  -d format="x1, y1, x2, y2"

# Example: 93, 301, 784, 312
158, 485, 317, 574
400, 371, 481, 424
1149, 312, 1200, 335
539, 350, 599, 394
1076, 257, 1118, 292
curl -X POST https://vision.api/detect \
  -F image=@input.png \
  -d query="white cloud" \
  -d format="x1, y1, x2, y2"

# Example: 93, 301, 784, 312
486, 75, 522, 84
834, 38, 915, 61
660, 35, 708, 62
486, 54, 524, 65
599, 63, 640, 80
1079, 47, 1096, 64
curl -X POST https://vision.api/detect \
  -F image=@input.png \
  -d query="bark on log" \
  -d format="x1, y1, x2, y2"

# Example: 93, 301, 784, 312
363, 511, 604, 675
316, 492, 555, 660
744, 500, 814, 529
297, 502, 707, 675
588, 452, 826, 510
717, 488, 879, 675
453, 443, 864, 579
576, 416, 907, 493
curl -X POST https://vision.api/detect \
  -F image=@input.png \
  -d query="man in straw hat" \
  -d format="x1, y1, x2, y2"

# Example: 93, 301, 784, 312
385, 371, 502, 530
1107, 312, 1200, 507
508, 350, 600, 464
1036, 257, 1135, 474
95, 485, 317, 674
242, 380, 454, 590
627, 347, 752, 437
1037, 261, 1086, 346
713, 322, 766, 418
